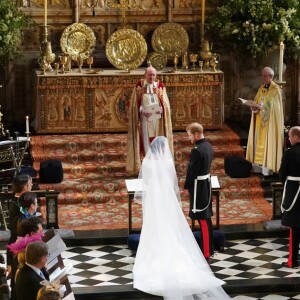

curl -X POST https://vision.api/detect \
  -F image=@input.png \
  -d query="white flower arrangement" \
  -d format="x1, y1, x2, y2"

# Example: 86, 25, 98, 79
207, 0, 300, 58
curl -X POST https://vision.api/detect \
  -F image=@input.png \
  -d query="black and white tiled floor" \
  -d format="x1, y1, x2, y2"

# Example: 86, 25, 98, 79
58, 237, 300, 299
2, 237, 300, 299
234, 296, 300, 300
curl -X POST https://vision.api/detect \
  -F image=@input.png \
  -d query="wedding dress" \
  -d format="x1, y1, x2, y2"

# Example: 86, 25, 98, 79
133, 136, 231, 300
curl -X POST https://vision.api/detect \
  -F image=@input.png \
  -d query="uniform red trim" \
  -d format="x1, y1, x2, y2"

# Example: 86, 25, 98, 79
199, 219, 211, 258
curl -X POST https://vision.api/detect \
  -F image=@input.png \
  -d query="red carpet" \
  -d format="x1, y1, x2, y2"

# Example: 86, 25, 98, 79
31, 125, 272, 230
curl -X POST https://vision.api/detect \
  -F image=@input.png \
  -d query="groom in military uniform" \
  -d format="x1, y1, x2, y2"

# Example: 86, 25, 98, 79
184, 122, 214, 259
280, 126, 300, 268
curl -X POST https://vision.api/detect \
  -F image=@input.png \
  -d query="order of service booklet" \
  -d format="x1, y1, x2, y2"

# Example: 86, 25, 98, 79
144, 103, 161, 121
238, 98, 261, 109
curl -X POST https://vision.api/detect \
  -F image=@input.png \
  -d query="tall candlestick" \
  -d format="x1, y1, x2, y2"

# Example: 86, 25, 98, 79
201, 0, 205, 36
168, 0, 172, 22
278, 41, 284, 82
26, 116, 29, 133
75, 0, 79, 23
44, 0, 47, 26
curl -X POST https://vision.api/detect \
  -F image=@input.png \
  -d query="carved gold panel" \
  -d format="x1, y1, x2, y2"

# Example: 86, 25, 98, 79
34, 69, 223, 133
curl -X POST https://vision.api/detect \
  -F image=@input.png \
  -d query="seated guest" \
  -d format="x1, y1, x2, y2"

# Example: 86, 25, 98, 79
15, 241, 49, 300
9, 175, 33, 235
18, 192, 38, 221
0, 253, 9, 299
7, 217, 44, 300
7, 175, 33, 287
18, 216, 43, 238
37, 283, 63, 300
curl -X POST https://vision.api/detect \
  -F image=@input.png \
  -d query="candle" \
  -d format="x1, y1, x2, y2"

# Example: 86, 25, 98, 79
75, 0, 79, 23
278, 41, 284, 82
26, 116, 29, 133
44, 0, 47, 26
168, 0, 172, 22
201, 0, 205, 35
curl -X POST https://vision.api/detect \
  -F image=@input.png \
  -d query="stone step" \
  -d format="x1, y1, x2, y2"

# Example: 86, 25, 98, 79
33, 146, 244, 169
31, 126, 261, 206
221, 187, 265, 198
33, 156, 234, 180
31, 127, 241, 151
33, 159, 127, 176
38, 174, 263, 205
32, 144, 244, 165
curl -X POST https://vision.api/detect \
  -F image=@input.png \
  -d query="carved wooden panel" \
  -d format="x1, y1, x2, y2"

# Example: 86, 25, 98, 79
34, 69, 223, 133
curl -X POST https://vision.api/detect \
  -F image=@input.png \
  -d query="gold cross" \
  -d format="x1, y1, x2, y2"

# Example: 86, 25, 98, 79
108, 0, 135, 26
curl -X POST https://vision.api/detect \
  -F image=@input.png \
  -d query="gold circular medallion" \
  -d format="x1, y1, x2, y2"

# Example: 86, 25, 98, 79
147, 51, 167, 70
152, 22, 189, 59
106, 28, 147, 71
60, 23, 96, 60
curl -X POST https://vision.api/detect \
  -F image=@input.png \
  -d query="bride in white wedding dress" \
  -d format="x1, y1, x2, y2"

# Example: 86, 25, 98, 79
133, 136, 231, 300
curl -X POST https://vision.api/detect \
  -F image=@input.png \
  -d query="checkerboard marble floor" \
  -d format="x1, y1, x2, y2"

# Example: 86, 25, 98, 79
2, 237, 300, 299
57, 237, 300, 299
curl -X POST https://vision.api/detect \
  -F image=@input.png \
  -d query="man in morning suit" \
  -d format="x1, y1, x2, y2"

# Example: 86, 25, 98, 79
7, 174, 33, 275
184, 122, 214, 259
9, 217, 44, 300
279, 126, 300, 268
15, 241, 49, 300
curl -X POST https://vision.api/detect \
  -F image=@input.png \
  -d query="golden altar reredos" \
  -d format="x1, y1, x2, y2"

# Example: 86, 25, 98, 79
34, 68, 224, 133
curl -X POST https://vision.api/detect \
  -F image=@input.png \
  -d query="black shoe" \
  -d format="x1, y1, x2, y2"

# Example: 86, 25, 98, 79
281, 262, 299, 269
206, 257, 215, 265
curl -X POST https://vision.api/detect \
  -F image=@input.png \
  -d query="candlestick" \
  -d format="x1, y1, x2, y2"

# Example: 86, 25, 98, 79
201, 0, 205, 37
168, 0, 172, 22
26, 116, 29, 133
75, 0, 79, 23
44, 0, 47, 26
278, 41, 284, 82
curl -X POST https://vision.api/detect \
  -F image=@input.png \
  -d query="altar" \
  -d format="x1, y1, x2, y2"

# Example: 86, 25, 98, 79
34, 68, 224, 133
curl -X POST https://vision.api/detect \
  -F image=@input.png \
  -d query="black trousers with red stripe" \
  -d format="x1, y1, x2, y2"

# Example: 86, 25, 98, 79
198, 218, 214, 258
287, 227, 300, 267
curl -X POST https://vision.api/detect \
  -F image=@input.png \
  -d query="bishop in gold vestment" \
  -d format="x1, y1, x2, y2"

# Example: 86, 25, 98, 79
246, 67, 284, 175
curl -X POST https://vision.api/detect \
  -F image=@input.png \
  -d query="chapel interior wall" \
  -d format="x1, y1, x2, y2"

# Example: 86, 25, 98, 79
0, 0, 298, 131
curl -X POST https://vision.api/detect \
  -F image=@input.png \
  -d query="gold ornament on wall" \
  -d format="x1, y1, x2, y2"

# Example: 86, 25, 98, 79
60, 23, 96, 60
107, 0, 136, 27
151, 22, 189, 59
106, 28, 147, 72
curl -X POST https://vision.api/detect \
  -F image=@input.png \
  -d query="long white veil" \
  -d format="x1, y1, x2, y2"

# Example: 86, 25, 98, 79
133, 136, 231, 300
134, 136, 180, 204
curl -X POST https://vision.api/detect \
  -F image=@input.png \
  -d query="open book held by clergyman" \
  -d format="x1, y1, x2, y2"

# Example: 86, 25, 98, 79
144, 103, 161, 121
239, 98, 261, 109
